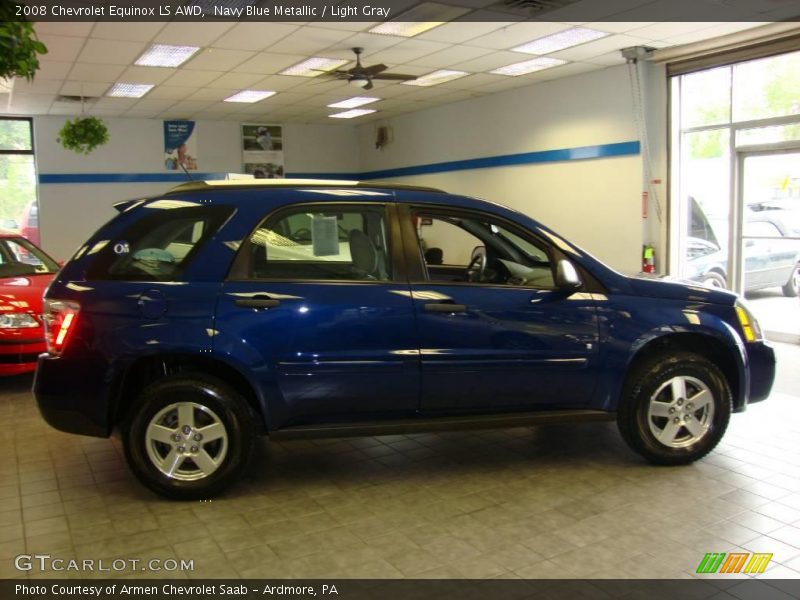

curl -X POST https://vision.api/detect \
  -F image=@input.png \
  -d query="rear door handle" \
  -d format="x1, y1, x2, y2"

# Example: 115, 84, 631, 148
234, 296, 281, 309
424, 302, 466, 313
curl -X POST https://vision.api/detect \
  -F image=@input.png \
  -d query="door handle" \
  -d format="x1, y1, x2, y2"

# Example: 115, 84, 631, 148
234, 296, 281, 309
424, 302, 466, 313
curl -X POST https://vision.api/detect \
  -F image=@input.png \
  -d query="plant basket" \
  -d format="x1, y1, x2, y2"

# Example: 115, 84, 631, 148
58, 117, 110, 155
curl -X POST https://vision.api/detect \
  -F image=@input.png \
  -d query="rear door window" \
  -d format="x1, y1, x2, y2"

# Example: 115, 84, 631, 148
86, 204, 233, 281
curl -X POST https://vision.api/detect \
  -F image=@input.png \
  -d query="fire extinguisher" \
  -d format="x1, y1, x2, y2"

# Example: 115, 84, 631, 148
642, 244, 655, 273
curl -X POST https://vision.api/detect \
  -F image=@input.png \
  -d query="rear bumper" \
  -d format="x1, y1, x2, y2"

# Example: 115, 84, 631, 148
746, 340, 776, 405
33, 353, 112, 438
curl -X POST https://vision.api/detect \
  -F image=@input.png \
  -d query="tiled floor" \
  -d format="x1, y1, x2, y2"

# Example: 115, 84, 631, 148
2, 344, 799, 580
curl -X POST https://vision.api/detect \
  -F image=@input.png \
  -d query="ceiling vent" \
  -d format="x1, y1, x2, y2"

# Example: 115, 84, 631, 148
490, 0, 579, 17
54, 95, 99, 104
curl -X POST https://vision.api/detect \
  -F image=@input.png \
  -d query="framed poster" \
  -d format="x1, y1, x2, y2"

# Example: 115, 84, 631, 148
242, 124, 284, 179
164, 120, 198, 171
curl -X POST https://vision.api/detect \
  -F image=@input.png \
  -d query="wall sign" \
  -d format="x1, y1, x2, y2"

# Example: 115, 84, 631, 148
242, 124, 284, 179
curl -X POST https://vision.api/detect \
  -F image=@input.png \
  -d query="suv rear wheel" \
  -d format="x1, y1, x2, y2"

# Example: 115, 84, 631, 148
122, 374, 255, 499
617, 352, 731, 465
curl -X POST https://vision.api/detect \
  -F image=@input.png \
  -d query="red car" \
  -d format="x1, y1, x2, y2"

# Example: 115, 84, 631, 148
0, 231, 59, 375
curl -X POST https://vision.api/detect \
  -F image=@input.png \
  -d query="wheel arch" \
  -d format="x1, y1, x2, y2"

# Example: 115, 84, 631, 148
110, 353, 268, 434
618, 331, 746, 413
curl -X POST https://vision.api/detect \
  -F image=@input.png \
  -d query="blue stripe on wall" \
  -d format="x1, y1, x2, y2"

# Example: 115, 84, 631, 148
353, 141, 640, 180
39, 141, 640, 184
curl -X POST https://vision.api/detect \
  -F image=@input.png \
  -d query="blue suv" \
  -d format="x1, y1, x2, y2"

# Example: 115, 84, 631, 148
34, 180, 776, 499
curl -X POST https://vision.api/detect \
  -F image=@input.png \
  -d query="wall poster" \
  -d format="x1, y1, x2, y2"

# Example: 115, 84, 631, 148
164, 120, 198, 171
242, 124, 284, 179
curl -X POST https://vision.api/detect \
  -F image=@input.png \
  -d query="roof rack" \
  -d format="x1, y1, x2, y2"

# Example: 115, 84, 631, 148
167, 179, 445, 194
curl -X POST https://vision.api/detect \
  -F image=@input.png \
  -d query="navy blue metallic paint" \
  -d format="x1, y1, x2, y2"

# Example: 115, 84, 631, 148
34, 184, 776, 440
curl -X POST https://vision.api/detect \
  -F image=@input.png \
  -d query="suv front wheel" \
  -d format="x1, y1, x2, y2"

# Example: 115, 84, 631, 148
617, 352, 731, 465
122, 374, 255, 499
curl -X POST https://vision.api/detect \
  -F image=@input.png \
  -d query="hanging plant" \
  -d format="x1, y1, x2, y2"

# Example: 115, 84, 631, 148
58, 117, 110, 155
0, 9, 49, 81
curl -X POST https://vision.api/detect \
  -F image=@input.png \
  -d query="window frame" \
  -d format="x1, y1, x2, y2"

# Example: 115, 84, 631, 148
0, 117, 34, 155
226, 201, 406, 284
398, 203, 566, 292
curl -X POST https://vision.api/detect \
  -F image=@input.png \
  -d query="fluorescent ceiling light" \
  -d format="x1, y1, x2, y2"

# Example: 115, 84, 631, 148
135, 44, 200, 68
107, 83, 154, 98
224, 90, 276, 103
490, 57, 567, 77
329, 109, 377, 119
369, 2, 470, 37
512, 27, 610, 55
402, 69, 469, 87
327, 97, 380, 109
280, 57, 349, 77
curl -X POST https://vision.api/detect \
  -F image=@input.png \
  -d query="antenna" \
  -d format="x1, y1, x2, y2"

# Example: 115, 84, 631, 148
179, 162, 193, 181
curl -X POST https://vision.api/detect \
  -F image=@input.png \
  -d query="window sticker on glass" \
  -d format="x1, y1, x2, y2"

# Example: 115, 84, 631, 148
312, 215, 340, 257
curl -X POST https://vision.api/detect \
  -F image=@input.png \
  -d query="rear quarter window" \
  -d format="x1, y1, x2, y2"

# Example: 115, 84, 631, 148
85, 204, 233, 281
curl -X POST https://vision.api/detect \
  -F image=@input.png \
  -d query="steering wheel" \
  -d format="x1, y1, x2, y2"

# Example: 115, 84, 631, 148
290, 228, 312, 242
465, 251, 487, 283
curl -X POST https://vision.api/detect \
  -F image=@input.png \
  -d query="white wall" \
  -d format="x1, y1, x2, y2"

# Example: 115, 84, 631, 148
34, 117, 358, 258
355, 65, 665, 275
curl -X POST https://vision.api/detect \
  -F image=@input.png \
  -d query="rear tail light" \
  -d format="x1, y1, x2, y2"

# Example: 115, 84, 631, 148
43, 299, 80, 356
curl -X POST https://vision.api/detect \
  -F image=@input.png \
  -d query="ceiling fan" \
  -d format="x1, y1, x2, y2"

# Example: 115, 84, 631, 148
322, 47, 417, 90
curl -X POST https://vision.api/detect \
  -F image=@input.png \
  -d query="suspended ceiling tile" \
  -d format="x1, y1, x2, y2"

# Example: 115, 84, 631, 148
117, 66, 175, 85
436, 72, 508, 90
405, 44, 492, 69
183, 48, 256, 71
9, 93, 54, 107
626, 21, 718, 41
583, 51, 628, 66
37, 35, 87, 63
548, 34, 654, 62
123, 110, 162, 118
326, 32, 405, 57
206, 72, 265, 89
130, 98, 178, 110
210, 22, 299, 51
232, 52, 309, 74
59, 81, 112, 96
93, 97, 140, 109
249, 74, 309, 92
34, 61, 73, 80
146, 86, 198, 100
11, 79, 63, 94
77, 39, 147, 65
91, 22, 166, 42
154, 22, 236, 47
663, 22, 770, 46
162, 69, 225, 87
585, 21, 656, 34
451, 50, 528, 72
67, 63, 126, 83
416, 16, 512, 43
35, 22, 95, 37
265, 26, 356, 55
363, 39, 453, 64
186, 88, 237, 101
467, 22, 572, 50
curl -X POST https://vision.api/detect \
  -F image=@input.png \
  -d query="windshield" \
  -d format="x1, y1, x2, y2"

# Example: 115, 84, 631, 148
0, 237, 59, 277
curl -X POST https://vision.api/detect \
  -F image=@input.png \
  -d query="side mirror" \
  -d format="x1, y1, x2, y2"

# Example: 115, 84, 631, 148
555, 259, 582, 292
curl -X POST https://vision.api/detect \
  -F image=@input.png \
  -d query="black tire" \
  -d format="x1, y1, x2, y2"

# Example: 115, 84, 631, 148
701, 271, 727, 290
122, 374, 255, 500
782, 263, 799, 298
617, 352, 731, 465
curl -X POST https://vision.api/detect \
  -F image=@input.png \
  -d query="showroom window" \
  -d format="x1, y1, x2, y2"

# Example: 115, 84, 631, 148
242, 205, 392, 282
670, 49, 800, 340
0, 118, 38, 246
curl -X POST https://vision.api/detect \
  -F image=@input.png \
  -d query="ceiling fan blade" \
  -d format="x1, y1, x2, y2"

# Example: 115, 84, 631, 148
364, 80, 374, 91
362, 64, 388, 76
310, 69, 349, 79
372, 73, 418, 81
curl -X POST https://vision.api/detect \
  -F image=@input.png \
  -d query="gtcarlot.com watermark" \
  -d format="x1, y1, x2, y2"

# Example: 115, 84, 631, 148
14, 554, 194, 573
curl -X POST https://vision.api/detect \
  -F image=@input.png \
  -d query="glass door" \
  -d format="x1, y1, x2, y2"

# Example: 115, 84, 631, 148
736, 149, 800, 342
